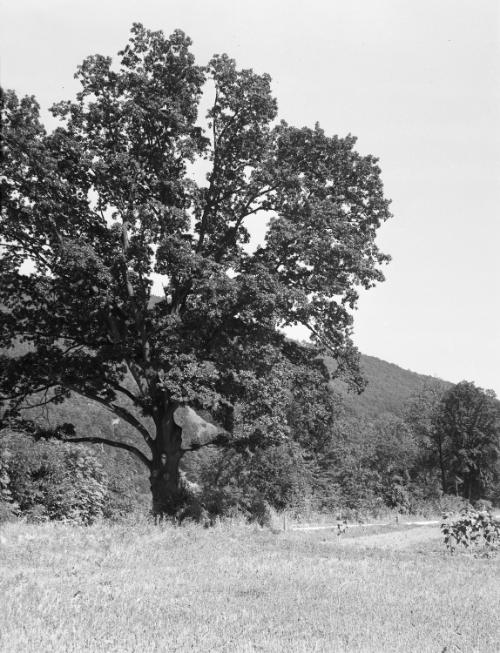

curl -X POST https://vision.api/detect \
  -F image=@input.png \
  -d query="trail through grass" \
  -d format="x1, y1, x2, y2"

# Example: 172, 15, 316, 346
1, 520, 499, 652
337, 524, 442, 550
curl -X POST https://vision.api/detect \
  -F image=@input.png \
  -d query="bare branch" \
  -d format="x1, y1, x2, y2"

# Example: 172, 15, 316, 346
108, 380, 142, 405
16, 393, 62, 412
182, 431, 229, 452
0, 383, 56, 402
56, 434, 151, 469
125, 361, 150, 398
66, 385, 155, 451
111, 404, 155, 450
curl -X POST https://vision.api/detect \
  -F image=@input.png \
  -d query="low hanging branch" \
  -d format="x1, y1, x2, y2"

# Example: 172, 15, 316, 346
0, 419, 152, 469
52, 434, 152, 469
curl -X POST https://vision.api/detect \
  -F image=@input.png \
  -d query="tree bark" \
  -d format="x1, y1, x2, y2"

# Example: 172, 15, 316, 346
150, 404, 184, 517
437, 435, 447, 494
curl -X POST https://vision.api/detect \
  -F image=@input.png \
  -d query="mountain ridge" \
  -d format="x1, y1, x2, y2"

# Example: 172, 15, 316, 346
335, 353, 451, 419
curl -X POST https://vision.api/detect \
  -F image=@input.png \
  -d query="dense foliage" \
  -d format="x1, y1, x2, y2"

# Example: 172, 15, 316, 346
436, 382, 500, 501
406, 381, 500, 502
2, 25, 497, 522
0, 431, 107, 523
1, 362, 499, 522
1, 24, 391, 516
441, 508, 500, 554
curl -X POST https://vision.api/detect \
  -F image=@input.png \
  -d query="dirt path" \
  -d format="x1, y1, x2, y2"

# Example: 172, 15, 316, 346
292, 519, 440, 532
337, 525, 442, 550
291, 520, 443, 550
293, 513, 500, 550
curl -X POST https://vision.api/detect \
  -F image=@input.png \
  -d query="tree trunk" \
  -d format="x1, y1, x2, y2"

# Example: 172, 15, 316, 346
437, 436, 447, 494
150, 405, 184, 517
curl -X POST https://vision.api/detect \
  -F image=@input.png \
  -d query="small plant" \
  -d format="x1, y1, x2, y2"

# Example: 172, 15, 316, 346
337, 519, 348, 536
0, 446, 19, 522
441, 507, 500, 554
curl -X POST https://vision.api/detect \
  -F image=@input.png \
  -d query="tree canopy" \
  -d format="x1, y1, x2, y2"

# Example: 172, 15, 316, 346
0, 24, 391, 515
405, 380, 500, 501
436, 381, 500, 501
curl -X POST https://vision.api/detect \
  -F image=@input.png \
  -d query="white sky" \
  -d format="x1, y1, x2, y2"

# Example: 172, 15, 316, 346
1, 0, 499, 394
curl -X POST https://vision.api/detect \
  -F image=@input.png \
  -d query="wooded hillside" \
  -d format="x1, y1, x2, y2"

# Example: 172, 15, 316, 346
333, 354, 451, 419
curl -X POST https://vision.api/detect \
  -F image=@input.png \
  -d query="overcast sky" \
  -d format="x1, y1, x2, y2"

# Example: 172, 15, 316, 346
2, 0, 499, 394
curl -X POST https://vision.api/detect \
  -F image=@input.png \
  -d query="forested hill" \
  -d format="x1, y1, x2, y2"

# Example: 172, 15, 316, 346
2, 339, 449, 428
0, 343, 453, 508
142, 298, 451, 418
329, 354, 450, 419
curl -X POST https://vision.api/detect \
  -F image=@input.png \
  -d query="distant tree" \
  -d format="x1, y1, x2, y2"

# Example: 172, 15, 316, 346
0, 24, 391, 516
287, 360, 346, 456
371, 414, 418, 510
316, 416, 378, 513
435, 382, 500, 501
405, 381, 450, 492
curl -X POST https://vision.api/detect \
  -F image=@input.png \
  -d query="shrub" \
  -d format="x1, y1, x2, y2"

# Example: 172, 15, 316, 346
182, 441, 314, 523
1, 435, 108, 524
44, 447, 108, 524
441, 508, 500, 553
0, 446, 19, 522
247, 496, 272, 527
474, 498, 494, 512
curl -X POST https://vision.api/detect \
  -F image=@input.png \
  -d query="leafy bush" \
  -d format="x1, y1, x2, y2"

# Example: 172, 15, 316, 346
182, 441, 314, 523
1, 435, 108, 524
474, 498, 494, 512
44, 447, 108, 524
435, 494, 471, 515
0, 447, 19, 522
441, 508, 500, 553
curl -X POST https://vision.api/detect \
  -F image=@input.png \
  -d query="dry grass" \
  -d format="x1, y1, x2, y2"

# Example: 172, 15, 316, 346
1, 519, 499, 652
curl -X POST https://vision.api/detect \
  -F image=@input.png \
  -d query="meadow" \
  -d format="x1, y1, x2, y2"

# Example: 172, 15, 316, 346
1, 519, 499, 653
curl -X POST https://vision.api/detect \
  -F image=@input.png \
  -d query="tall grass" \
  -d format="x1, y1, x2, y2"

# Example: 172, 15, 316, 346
1, 519, 499, 652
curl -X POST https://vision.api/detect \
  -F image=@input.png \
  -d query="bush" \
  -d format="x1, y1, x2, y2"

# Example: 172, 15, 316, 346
441, 507, 500, 553
247, 496, 272, 527
474, 498, 494, 512
0, 446, 19, 522
1, 435, 108, 524
182, 441, 315, 523
44, 447, 108, 524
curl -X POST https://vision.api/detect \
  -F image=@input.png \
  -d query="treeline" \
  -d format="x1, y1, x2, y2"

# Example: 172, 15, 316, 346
1, 375, 499, 525
180, 379, 500, 522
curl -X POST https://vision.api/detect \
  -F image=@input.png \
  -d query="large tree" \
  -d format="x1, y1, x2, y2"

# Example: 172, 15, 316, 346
406, 381, 500, 501
0, 24, 391, 516
435, 381, 500, 501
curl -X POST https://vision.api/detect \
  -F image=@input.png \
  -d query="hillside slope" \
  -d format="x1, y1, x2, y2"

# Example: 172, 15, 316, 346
1, 344, 454, 509
2, 346, 449, 440
334, 354, 450, 419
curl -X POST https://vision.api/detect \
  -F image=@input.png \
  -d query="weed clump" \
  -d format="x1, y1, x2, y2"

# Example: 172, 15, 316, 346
441, 507, 500, 555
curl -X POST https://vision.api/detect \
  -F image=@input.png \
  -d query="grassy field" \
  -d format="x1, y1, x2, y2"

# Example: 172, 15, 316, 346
1, 519, 499, 652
